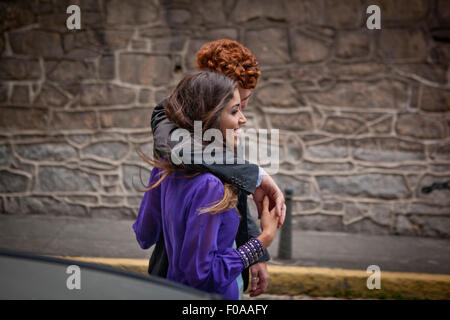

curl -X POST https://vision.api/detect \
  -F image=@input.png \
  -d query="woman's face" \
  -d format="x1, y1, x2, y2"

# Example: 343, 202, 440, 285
238, 87, 252, 109
220, 88, 246, 148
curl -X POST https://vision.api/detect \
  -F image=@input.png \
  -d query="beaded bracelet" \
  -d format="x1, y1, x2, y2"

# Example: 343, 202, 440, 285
235, 238, 265, 269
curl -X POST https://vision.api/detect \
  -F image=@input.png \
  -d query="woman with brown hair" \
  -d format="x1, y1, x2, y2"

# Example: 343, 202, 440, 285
149, 39, 286, 297
133, 70, 279, 299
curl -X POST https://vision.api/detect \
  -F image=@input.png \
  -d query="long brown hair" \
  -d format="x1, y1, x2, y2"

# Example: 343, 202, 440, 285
137, 71, 239, 216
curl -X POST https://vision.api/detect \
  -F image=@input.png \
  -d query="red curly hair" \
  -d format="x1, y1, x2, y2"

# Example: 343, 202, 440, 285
196, 39, 261, 90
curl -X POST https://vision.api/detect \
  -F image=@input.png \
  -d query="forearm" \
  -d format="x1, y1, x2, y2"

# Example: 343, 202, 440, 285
246, 205, 271, 263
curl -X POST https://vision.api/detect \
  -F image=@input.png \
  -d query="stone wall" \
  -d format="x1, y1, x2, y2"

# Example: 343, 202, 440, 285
0, 0, 449, 237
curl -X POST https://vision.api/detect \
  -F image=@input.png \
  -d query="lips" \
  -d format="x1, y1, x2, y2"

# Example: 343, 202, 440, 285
234, 128, 241, 137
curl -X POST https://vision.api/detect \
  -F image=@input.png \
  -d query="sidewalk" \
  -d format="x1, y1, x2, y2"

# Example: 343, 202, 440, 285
1, 214, 449, 299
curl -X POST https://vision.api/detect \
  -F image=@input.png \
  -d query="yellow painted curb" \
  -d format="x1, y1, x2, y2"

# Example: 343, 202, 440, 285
266, 265, 450, 300
56, 256, 450, 300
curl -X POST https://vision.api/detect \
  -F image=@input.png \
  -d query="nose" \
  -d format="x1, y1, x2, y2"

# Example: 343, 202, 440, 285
239, 110, 247, 125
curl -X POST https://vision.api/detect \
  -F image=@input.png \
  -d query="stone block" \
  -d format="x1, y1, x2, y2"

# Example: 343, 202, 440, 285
245, 28, 290, 65
11, 85, 30, 105
369, 0, 429, 22
191, 0, 227, 25
416, 174, 450, 205
395, 215, 419, 236
297, 161, 353, 172
62, 29, 131, 59
316, 173, 411, 199
50, 111, 97, 130
343, 202, 368, 225
0, 145, 12, 166
99, 108, 150, 129
420, 87, 450, 112
138, 89, 152, 105
350, 137, 425, 162
291, 30, 330, 63
166, 9, 191, 25
272, 174, 310, 196
378, 29, 427, 61
3, 196, 87, 217
0, 84, 7, 104
46, 60, 95, 83
429, 143, 450, 161
345, 218, 391, 235
322, 116, 366, 135
305, 79, 408, 109
83, 141, 129, 161
293, 214, 345, 232
393, 64, 448, 84
120, 53, 171, 85
0, 170, 29, 193
90, 206, 135, 219
324, 0, 362, 28
293, 200, 320, 212
410, 215, 450, 237
0, 1, 35, 30
99, 55, 115, 80
0, 58, 41, 80
80, 84, 135, 106
305, 139, 348, 159
230, 0, 286, 23
369, 117, 392, 134
368, 204, 394, 227
407, 202, 450, 215
9, 30, 63, 57
256, 84, 299, 107
0, 107, 48, 130
336, 30, 371, 59
105, 0, 158, 25
437, 0, 450, 23
34, 85, 68, 107
323, 201, 344, 212
269, 112, 313, 131
16, 143, 77, 161
122, 164, 151, 193
38, 166, 100, 192
284, 0, 324, 24
128, 142, 153, 161
395, 113, 446, 140
327, 62, 388, 78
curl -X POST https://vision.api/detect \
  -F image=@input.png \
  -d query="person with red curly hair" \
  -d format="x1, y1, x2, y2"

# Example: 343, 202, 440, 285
196, 39, 260, 110
146, 39, 286, 298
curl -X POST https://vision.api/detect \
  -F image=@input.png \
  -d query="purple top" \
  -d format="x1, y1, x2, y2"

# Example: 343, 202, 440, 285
133, 167, 245, 299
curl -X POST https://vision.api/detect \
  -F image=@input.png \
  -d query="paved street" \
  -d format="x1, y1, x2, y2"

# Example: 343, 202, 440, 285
1, 214, 449, 275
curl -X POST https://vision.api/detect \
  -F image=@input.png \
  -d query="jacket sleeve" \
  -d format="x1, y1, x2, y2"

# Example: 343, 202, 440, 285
178, 177, 244, 291
132, 168, 163, 249
151, 100, 177, 159
151, 100, 259, 195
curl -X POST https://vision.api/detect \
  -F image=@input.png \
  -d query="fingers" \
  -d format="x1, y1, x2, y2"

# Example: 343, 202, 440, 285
249, 268, 269, 297
262, 195, 270, 214
275, 196, 283, 218
278, 203, 286, 228
250, 275, 259, 292
256, 201, 262, 219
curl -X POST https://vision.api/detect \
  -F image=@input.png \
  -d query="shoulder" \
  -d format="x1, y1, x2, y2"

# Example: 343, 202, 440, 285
189, 173, 225, 197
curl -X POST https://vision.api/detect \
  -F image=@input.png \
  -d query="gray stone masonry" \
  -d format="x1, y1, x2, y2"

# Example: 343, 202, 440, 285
0, 0, 449, 238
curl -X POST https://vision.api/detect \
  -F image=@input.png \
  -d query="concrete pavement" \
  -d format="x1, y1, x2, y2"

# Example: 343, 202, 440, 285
0, 214, 449, 299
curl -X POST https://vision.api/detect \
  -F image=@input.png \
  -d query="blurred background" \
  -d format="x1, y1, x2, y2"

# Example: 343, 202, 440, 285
0, 0, 449, 299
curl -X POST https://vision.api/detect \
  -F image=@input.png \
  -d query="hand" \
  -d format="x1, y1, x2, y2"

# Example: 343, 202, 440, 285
258, 196, 278, 248
249, 262, 270, 297
253, 174, 286, 228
